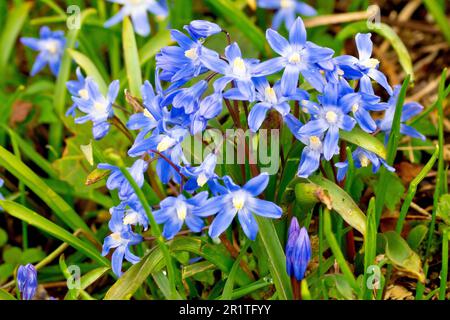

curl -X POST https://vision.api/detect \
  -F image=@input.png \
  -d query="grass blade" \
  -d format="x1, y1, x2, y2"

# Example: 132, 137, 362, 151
0, 200, 108, 266
0, 2, 31, 71
423, 0, 450, 44
375, 75, 410, 226
122, 17, 142, 98
0, 145, 93, 236
255, 217, 293, 300
221, 240, 251, 300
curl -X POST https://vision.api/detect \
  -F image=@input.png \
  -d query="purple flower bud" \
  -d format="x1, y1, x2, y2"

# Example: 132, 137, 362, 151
185, 20, 221, 39
286, 218, 311, 281
17, 264, 38, 300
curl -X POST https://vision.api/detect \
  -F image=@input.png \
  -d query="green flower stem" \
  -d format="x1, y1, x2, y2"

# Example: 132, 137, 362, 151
119, 168, 179, 299
395, 145, 439, 234
439, 228, 448, 300
323, 208, 359, 294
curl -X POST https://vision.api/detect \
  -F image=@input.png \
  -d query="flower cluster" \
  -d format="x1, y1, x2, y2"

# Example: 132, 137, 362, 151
57, 17, 425, 277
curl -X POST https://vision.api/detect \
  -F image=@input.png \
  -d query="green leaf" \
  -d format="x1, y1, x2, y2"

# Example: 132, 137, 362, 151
340, 127, 387, 159
255, 217, 293, 300
374, 172, 405, 211
67, 49, 108, 94
0, 145, 93, 236
204, 0, 268, 55
139, 30, 173, 66
0, 200, 108, 267
65, 267, 110, 300
437, 194, 450, 225
20, 248, 46, 264
104, 246, 163, 300
3, 246, 22, 265
423, 0, 450, 45
0, 228, 7, 247
182, 261, 215, 279
382, 231, 425, 282
221, 240, 251, 300
0, 288, 16, 300
0, 2, 31, 70
122, 17, 142, 98
169, 0, 192, 29
407, 225, 429, 251
309, 176, 367, 236
337, 22, 414, 81
152, 271, 172, 300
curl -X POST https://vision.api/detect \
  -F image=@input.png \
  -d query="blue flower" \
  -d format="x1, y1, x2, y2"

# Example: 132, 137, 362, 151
335, 33, 393, 95
193, 173, 282, 240
127, 80, 168, 141
98, 159, 148, 200
172, 80, 208, 114
200, 42, 263, 101
102, 211, 142, 277
72, 78, 119, 140
154, 192, 209, 239
128, 126, 188, 158
104, 0, 168, 36
20, 26, 66, 76
284, 113, 325, 178
286, 218, 311, 281
248, 77, 308, 132
65, 67, 87, 117
258, 0, 316, 30
17, 264, 38, 300
184, 20, 221, 40
182, 153, 218, 192
297, 82, 356, 160
340, 85, 386, 133
335, 147, 395, 181
189, 93, 223, 135
376, 85, 425, 143
254, 18, 334, 94
156, 29, 215, 84
111, 197, 149, 230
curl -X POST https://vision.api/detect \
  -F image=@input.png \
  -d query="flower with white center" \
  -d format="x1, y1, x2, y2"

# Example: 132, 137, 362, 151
153, 192, 209, 239
193, 173, 282, 240
72, 78, 119, 140
21, 26, 66, 76
104, 0, 168, 36
258, 0, 317, 30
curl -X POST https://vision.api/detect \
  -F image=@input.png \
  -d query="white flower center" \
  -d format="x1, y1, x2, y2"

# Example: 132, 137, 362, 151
337, 68, 345, 76
359, 154, 370, 167
44, 40, 59, 55
232, 191, 247, 210
361, 58, 379, 69
325, 111, 338, 124
78, 88, 89, 100
352, 103, 359, 113
288, 52, 301, 64
123, 211, 139, 225
197, 173, 208, 187
157, 136, 176, 152
128, 0, 143, 5
309, 136, 322, 149
176, 202, 187, 221
143, 108, 154, 120
111, 232, 122, 242
232, 58, 247, 78
184, 48, 198, 60
94, 101, 108, 113
264, 86, 277, 104
280, 0, 294, 9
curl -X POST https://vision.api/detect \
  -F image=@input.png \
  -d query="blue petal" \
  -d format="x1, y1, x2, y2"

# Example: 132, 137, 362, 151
208, 204, 237, 238
243, 172, 269, 196
247, 197, 282, 219
297, 147, 321, 178
281, 64, 300, 96
225, 42, 242, 61
355, 33, 373, 61
237, 207, 258, 240
266, 29, 289, 55
248, 103, 270, 132
131, 10, 150, 36
367, 68, 393, 95
323, 126, 339, 160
